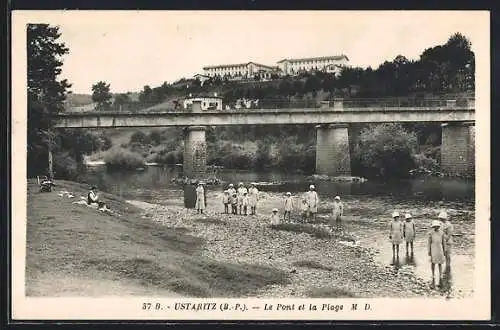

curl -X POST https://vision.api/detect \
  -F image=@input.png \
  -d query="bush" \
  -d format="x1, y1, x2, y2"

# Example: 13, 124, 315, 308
353, 123, 417, 179
103, 147, 145, 170
53, 151, 78, 179
129, 131, 150, 145
147, 150, 181, 165
412, 153, 439, 171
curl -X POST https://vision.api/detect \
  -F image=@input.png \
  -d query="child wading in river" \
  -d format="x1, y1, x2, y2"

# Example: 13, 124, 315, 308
222, 190, 230, 214
428, 220, 446, 288
438, 211, 453, 274
283, 192, 293, 222
403, 213, 416, 256
389, 211, 404, 261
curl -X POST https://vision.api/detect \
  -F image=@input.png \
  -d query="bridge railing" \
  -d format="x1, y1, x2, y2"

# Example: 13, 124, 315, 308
223, 97, 474, 110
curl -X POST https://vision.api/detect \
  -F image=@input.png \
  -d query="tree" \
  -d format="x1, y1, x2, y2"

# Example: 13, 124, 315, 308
27, 24, 72, 177
91, 81, 112, 110
354, 123, 417, 179
304, 75, 322, 96
113, 93, 131, 111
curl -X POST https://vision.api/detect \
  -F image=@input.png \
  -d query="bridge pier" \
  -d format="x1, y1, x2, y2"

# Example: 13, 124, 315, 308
441, 121, 475, 176
183, 100, 207, 179
315, 123, 351, 176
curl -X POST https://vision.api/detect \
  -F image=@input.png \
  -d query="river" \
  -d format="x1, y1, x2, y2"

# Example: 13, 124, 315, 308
78, 165, 476, 298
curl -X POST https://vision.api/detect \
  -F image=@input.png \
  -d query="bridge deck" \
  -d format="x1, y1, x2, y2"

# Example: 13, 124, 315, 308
55, 106, 475, 128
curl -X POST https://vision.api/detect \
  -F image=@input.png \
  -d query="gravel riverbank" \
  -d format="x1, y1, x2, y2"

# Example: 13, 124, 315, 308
127, 190, 474, 299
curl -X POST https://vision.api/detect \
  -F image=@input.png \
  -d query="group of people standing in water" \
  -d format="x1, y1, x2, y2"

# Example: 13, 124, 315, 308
194, 181, 454, 288
389, 209, 454, 287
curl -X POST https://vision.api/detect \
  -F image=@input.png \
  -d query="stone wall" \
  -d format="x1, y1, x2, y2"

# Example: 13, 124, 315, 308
316, 124, 351, 176
183, 126, 207, 179
441, 122, 475, 176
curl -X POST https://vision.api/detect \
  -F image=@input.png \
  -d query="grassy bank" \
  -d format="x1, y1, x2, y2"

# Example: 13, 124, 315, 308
26, 180, 289, 297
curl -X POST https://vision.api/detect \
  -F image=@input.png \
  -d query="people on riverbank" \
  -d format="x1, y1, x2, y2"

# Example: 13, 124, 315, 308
331, 196, 344, 229
270, 208, 280, 227
87, 186, 105, 208
403, 213, 416, 257
300, 198, 309, 222
242, 192, 249, 216
222, 190, 230, 214
305, 185, 319, 221
237, 182, 248, 215
438, 211, 453, 273
227, 183, 236, 196
283, 192, 293, 222
195, 182, 206, 214
230, 192, 238, 215
428, 220, 446, 288
389, 211, 404, 261
248, 183, 258, 215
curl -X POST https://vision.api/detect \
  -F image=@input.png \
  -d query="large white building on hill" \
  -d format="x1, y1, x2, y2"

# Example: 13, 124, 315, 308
277, 55, 349, 76
202, 62, 278, 80
201, 55, 349, 80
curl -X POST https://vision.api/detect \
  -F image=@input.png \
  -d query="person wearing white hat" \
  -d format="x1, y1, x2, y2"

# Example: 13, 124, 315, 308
237, 183, 248, 215
403, 213, 416, 256
248, 183, 259, 216
222, 190, 230, 214
283, 192, 293, 222
389, 211, 404, 261
305, 184, 319, 222
270, 208, 280, 227
331, 196, 344, 229
428, 220, 446, 288
438, 211, 453, 272
195, 182, 206, 214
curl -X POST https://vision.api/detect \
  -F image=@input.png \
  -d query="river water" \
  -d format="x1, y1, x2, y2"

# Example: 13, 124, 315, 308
79, 165, 476, 297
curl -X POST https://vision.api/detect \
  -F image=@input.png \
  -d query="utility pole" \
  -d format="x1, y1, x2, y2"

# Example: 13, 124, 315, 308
47, 130, 54, 179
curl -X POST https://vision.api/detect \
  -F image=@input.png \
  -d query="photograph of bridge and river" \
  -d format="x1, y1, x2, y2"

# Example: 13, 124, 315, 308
17, 10, 488, 318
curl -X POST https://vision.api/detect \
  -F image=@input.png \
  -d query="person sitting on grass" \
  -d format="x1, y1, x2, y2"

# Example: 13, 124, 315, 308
270, 208, 281, 227
87, 186, 105, 208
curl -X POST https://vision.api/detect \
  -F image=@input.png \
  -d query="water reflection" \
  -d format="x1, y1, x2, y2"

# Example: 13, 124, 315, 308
79, 165, 475, 204
78, 165, 474, 297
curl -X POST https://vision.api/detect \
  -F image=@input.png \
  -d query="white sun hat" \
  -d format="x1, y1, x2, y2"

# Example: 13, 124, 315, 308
405, 213, 412, 219
272, 208, 278, 212
438, 211, 448, 220
229, 183, 234, 187
392, 211, 400, 218
335, 196, 340, 200
309, 185, 315, 189
431, 220, 441, 228
286, 192, 291, 196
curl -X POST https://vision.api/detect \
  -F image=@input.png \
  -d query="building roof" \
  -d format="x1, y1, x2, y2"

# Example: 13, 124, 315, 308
202, 61, 276, 70
185, 93, 223, 99
277, 55, 349, 63
193, 74, 210, 78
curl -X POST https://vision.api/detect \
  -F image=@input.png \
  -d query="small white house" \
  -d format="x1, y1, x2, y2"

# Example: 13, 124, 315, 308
183, 94, 223, 111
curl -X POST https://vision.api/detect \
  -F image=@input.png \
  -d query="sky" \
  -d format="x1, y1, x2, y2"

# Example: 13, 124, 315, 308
21, 11, 487, 94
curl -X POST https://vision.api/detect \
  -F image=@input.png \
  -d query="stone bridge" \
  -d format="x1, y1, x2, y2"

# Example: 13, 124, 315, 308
53, 98, 475, 178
